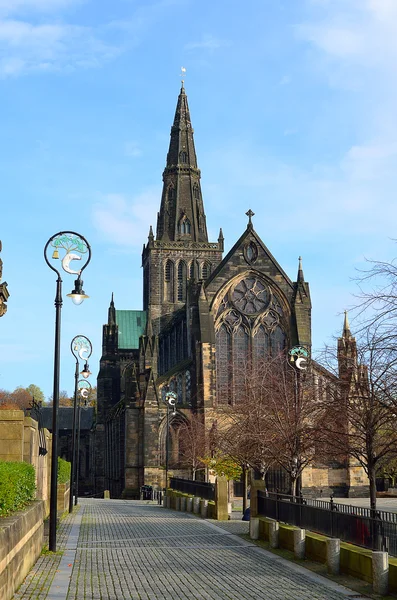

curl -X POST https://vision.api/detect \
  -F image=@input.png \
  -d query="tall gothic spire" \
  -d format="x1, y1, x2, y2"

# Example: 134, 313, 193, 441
156, 84, 208, 242
108, 293, 116, 325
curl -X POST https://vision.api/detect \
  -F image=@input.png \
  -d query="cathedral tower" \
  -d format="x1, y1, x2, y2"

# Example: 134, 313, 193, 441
142, 84, 223, 324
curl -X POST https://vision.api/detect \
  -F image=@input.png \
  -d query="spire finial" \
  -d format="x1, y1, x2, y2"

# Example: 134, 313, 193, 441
111, 292, 114, 306
297, 256, 304, 282
343, 310, 351, 338
180, 66, 186, 90
246, 209, 255, 228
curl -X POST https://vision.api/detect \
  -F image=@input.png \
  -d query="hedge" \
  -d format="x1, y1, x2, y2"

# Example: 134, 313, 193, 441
0, 461, 36, 517
58, 457, 71, 484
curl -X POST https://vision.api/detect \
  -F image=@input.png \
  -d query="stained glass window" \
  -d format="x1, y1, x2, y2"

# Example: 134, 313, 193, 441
233, 326, 249, 402
232, 278, 268, 314
216, 325, 230, 404
254, 325, 269, 361
272, 325, 286, 354
185, 371, 191, 404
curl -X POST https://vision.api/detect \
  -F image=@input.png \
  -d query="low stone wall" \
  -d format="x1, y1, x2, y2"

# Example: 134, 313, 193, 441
57, 482, 70, 516
0, 500, 44, 600
166, 477, 228, 521
254, 516, 392, 593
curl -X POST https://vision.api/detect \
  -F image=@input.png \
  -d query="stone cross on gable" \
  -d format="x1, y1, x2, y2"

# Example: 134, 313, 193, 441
246, 209, 255, 225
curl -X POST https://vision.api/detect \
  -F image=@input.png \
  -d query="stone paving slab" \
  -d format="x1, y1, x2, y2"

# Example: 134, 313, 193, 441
14, 499, 371, 600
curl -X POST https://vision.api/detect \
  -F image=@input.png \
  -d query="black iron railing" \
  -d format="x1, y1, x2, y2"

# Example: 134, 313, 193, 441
169, 477, 215, 501
257, 491, 397, 555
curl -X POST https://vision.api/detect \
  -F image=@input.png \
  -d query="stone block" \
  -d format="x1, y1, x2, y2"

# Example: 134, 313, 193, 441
186, 497, 193, 513
372, 551, 388, 596
180, 497, 186, 511
250, 517, 259, 540
294, 528, 306, 560
175, 497, 180, 511
200, 499, 208, 518
326, 538, 340, 575
193, 497, 200, 514
269, 520, 279, 549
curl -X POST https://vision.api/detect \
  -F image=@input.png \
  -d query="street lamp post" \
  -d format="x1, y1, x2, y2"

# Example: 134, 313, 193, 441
44, 232, 91, 552
288, 345, 310, 499
75, 379, 92, 505
69, 335, 92, 513
164, 391, 177, 489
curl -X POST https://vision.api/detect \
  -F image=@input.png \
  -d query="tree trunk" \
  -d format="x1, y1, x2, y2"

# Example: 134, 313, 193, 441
291, 476, 297, 498
242, 465, 248, 512
369, 465, 377, 512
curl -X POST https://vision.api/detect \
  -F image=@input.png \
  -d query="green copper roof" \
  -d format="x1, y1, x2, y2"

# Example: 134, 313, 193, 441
116, 310, 147, 349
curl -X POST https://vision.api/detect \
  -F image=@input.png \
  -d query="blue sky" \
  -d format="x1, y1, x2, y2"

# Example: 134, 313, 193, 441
1, 0, 397, 400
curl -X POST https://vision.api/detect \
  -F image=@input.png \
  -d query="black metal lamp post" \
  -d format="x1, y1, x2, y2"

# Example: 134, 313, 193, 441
288, 345, 310, 499
75, 379, 92, 505
164, 391, 177, 489
69, 335, 92, 513
44, 232, 91, 552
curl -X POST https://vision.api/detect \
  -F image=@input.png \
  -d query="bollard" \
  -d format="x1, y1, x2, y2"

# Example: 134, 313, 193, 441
269, 520, 279, 549
186, 497, 193, 513
250, 517, 260, 540
166, 495, 171, 509
175, 497, 180, 511
180, 497, 186, 511
326, 538, 340, 575
293, 528, 305, 560
372, 551, 389, 596
201, 499, 209, 518
193, 497, 201, 514
104, 490, 110, 500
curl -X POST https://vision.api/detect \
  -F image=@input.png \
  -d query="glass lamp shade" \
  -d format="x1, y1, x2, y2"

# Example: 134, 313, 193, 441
67, 292, 89, 305
81, 364, 91, 378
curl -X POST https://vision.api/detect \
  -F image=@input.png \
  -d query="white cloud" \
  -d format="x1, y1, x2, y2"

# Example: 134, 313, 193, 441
92, 189, 160, 247
185, 34, 230, 52
0, 0, 82, 16
124, 141, 142, 158
0, 19, 121, 75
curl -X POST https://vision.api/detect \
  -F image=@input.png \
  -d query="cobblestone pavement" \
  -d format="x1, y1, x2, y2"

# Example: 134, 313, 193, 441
15, 499, 370, 600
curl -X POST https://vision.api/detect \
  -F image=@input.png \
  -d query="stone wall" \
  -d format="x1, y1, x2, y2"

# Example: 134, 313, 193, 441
0, 410, 52, 514
0, 500, 44, 600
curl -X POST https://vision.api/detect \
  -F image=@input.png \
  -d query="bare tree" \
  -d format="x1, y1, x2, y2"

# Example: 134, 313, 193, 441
219, 354, 325, 498
177, 413, 207, 480
320, 325, 397, 511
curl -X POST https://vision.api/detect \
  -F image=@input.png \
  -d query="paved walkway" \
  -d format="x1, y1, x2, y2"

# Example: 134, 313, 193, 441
14, 499, 370, 600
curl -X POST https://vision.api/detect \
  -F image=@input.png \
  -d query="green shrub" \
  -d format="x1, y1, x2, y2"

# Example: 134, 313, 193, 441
0, 461, 36, 517
58, 457, 71, 484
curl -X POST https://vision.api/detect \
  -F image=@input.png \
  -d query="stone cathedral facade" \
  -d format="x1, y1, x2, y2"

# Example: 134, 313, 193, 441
95, 85, 369, 499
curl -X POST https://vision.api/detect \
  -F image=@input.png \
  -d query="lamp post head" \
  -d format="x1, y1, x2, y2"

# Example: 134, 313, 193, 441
81, 362, 91, 378
67, 276, 89, 305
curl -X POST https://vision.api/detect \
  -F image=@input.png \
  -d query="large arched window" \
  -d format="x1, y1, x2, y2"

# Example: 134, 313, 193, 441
177, 260, 187, 302
215, 275, 289, 405
164, 259, 174, 302
180, 151, 188, 164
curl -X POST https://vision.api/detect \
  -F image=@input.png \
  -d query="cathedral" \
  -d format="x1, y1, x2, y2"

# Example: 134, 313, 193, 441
95, 84, 369, 499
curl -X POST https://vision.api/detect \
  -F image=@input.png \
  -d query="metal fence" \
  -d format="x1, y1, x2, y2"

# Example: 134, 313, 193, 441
169, 477, 215, 501
257, 491, 397, 556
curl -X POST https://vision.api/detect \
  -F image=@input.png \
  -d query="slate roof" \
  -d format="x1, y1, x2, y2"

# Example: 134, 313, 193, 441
40, 407, 95, 431
116, 310, 147, 349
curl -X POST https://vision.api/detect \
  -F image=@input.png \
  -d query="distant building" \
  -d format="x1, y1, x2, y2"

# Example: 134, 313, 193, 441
96, 84, 369, 499
41, 406, 95, 496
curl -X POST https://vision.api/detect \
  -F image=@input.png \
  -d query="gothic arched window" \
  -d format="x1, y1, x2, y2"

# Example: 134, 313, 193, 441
193, 184, 200, 199
180, 217, 191, 235
201, 262, 211, 280
168, 186, 175, 200
164, 259, 174, 303
254, 325, 269, 361
180, 151, 188, 163
215, 275, 289, 405
177, 261, 187, 302
216, 325, 231, 404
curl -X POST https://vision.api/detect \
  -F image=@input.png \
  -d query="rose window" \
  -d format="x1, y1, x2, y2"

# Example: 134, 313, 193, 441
232, 278, 269, 314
